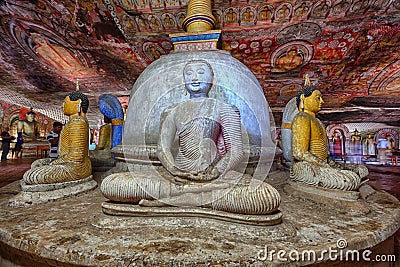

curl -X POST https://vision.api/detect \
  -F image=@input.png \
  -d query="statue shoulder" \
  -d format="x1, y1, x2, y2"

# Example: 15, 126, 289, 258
293, 112, 311, 124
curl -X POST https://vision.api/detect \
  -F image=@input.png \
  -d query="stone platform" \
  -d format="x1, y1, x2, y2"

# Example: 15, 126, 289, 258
0, 171, 399, 266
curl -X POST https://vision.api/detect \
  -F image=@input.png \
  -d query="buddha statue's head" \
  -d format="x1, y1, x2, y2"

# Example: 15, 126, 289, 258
26, 111, 36, 122
63, 92, 89, 116
296, 85, 324, 114
183, 60, 214, 98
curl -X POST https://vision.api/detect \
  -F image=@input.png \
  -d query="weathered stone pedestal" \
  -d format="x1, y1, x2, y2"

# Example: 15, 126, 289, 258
8, 176, 97, 207
284, 181, 372, 215
0, 171, 399, 266
102, 202, 283, 226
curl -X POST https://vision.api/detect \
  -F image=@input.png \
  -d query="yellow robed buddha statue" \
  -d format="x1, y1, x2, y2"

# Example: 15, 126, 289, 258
290, 85, 368, 190
23, 92, 92, 184
91, 116, 112, 159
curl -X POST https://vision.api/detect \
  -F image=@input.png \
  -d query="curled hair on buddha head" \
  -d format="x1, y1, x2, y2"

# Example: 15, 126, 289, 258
183, 59, 214, 78
27, 108, 36, 116
296, 85, 318, 108
67, 92, 89, 113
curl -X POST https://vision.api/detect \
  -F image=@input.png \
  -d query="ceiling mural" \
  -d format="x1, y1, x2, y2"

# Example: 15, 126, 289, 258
0, 0, 399, 127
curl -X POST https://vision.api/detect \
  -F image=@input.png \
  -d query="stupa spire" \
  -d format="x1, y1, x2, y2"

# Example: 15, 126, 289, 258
182, 0, 216, 33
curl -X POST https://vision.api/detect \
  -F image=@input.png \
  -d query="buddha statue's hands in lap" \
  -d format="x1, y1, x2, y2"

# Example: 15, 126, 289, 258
101, 60, 281, 215
23, 92, 92, 184
290, 86, 368, 190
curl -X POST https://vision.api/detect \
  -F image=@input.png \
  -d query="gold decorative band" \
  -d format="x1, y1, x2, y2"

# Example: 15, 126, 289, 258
111, 118, 124, 126
282, 122, 292, 129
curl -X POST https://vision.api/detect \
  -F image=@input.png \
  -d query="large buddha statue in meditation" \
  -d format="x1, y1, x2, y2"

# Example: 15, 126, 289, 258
101, 60, 280, 215
290, 86, 368, 190
23, 92, 92, 184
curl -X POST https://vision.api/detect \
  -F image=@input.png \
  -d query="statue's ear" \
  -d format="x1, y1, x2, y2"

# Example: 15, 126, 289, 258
77, 99, 82, 113
300, 94, 305, 111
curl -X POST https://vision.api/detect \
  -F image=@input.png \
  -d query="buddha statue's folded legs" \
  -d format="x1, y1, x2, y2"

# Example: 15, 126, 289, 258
290, 161, 365, 191
101, 170, 281, 215
23, 160, 92, 184
30, 158, 53, 169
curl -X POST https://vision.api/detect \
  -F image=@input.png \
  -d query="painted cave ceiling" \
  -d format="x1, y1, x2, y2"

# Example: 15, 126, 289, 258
0, 0, 399, 126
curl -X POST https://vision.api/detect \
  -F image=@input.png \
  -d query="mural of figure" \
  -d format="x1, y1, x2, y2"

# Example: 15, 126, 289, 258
242, 7, 254, 23
312, 2, 329, 17
294, 3, 309, 17
163, 14, 176, 29
17, 109, 40, 142
30, 33, 96, 77
145, 44, 162, 61
276, 4, 290, 20
258, 6, 272, 21
274, 47, 303, 72
225, 9, 237, 24
149, 16, 163, 31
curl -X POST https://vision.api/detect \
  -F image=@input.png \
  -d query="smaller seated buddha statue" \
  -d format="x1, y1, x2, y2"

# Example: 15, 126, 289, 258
23, 92, 92, 184
364, 134, 376, 156
101, 60, 281, 216
90, 94, 124, 169
17, 109, 40, 142
92, 116, 112, 156
290, 85, 368, 191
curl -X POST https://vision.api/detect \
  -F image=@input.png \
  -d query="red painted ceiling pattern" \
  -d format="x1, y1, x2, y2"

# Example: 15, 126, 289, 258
0, 0, 399, 125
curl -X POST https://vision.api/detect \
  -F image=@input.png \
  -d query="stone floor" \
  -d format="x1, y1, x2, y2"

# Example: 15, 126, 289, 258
0, 156, 399, 266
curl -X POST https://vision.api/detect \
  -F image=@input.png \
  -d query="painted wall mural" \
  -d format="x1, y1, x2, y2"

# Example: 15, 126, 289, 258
0, 0, 399, 128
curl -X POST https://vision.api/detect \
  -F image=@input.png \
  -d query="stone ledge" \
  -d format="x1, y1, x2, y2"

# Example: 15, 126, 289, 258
0, 171, 398, 266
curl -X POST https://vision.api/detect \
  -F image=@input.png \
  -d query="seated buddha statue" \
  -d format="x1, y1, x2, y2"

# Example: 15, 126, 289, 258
290, 85, 368, 191
23, 92, 92, 184
90, 116, 112, 160
90, 94, 124, 169
101, 60, 280, 215
17, 109, 40, 142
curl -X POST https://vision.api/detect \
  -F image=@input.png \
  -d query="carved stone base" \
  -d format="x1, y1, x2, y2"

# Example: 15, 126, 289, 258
102, 202, 282, 226
284, 180, 370, 215
0, 170, 399, 266
8, 176, 97, 207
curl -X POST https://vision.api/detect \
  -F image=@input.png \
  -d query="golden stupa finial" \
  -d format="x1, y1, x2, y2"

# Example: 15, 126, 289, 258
76, 78, 80, 92
182, 0, 216, 33
304, 74, 311, 86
